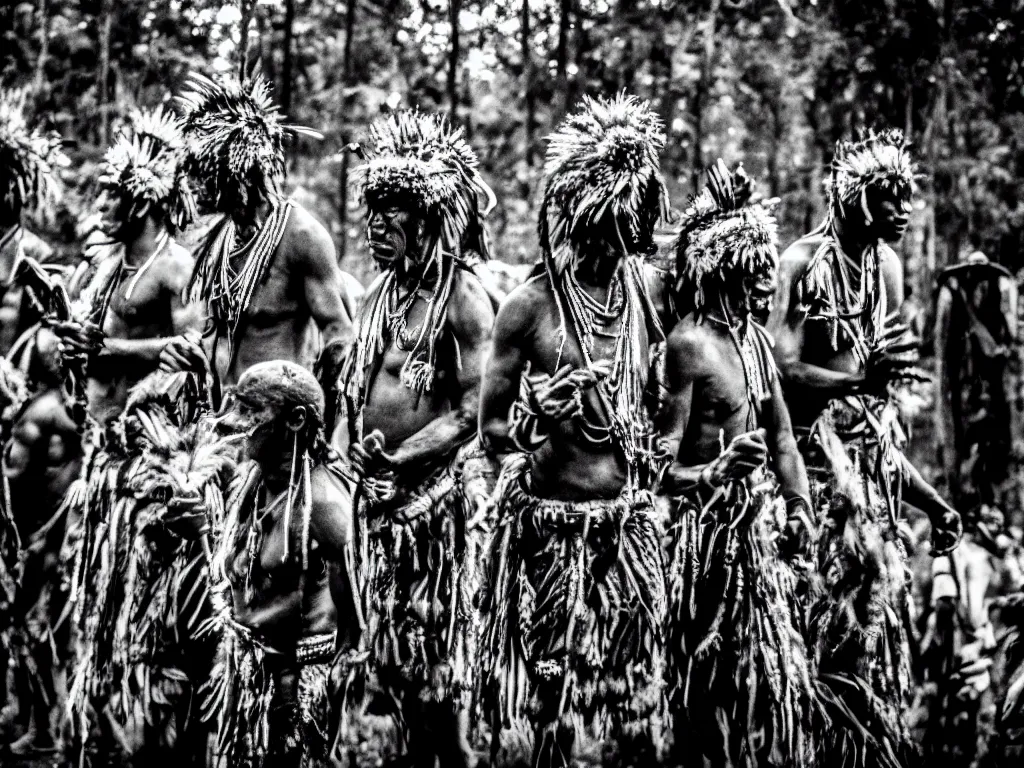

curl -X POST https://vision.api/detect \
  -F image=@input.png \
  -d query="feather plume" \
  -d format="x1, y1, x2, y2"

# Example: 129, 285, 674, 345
0, 88, 68, 220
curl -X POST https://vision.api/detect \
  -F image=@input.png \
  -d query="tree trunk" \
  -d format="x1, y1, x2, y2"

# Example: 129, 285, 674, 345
281, 0, 296, 114
521, 0, 535, 171
238, 0, 258, 80
97, 0, 113, 145
691, 0, 721, 188
33, 0, 50, 102
555, 0, 571, 118
447, 0, 461, 120
337, 0, 358, 264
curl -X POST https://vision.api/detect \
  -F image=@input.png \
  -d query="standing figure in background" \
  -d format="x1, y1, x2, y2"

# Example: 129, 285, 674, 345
74, 107, 203, 426
340, 110, 496, 768
481, 94, 668, 768
922, 251, 1016, 766
767, 128, 963, 764
658, 161, 816, 767
171, 72, 354, 395
0, 88, 68, 356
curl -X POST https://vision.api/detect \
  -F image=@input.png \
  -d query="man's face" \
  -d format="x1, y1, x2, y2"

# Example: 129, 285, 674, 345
744, 258, 778, 316
367, 206, 419, 270
96, 189, 142, 241
863, 186, 912, 243
214, 391, 281, 462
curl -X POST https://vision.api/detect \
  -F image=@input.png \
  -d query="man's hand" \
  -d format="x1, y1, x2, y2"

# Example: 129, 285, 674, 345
701, 429, 769, 487
50, 319, 103, 357
528, 361, 612, 422
860, 324, 929, 394
164, 492, 210, 540
931, 508, 964, 556
159, 333, 209, 376
349, 429, 398, 476
778, 496, 813, 560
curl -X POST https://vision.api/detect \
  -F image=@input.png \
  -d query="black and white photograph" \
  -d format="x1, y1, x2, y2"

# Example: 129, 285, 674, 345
0, 0, 1022, 766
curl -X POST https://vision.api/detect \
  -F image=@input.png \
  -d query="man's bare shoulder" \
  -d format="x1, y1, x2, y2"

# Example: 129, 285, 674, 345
155, 240, 196, 288
665, 314, 715, 367
448, 268, 495, 339
779, 234, 823, 277
494, 275, 549, 335
284, 202, 337, 270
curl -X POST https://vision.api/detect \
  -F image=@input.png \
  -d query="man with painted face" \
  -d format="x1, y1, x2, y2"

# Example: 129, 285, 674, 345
480, 94, 668, 768
74, 107, 203, 426
658, 161, 816, 767
339, 111, 495, 768
203, 360, 359, 768
169, 72, 354, 393
766, 129, 963, 763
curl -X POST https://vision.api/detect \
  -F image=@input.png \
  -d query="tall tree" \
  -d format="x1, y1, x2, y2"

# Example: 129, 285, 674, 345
281, 0, 296, 114
448, 0, 461, 119
337, 0, 358, 263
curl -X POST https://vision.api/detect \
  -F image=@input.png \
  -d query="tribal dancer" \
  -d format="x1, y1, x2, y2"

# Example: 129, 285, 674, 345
0, 306, 94, 755
73, 107, 203, 426
767, 129, 963, 764
481, 94, 668, 768
64, 369, 232, 763
173, 72, 354, 392
341, 111, 495, 768
202, 361, 358, 768
0, 88, 68, 356
659, 160, 816, 767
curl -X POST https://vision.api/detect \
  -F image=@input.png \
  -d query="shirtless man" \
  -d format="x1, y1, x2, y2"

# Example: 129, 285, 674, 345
0, 320, 92, 754
481, 94, 669, 768
341, 111, 495, 768
766, 129, 962, 763
74, 107, 203, 426
0, 88, 68, 356
205, 361, 359, 768
658, 161, 815, 766
170, 72, 354, 392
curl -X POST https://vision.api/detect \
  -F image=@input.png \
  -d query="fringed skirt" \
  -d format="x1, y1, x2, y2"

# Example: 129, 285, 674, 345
487, 455, 666, 739
802, 396, 916, 765
666, 470, 816, 768
202, 628, 333, 768
362, 440, 493, 707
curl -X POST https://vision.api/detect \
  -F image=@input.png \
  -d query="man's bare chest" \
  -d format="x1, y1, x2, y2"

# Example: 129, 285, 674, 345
238, 252, 299, 323
105, 272, 169, 331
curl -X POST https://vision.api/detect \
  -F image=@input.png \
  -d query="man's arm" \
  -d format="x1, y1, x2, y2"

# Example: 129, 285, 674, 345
383, 274, 495, 468
479, 285, 533, 460
767, 248, 863, 398
763, 373, 810, 505
656, 329, 701, 494
293, 208, 355, 348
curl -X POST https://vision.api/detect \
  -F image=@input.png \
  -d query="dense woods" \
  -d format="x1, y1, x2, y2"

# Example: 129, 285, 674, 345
3, 0, 1024, 296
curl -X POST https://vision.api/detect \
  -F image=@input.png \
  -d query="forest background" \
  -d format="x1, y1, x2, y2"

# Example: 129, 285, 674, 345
4, 0, 1024, 487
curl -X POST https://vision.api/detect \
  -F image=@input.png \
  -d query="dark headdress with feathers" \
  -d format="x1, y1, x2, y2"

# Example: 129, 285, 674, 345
175, 71, 322, 212
534, 94, 668, 487
675, 159, 779, 317
98, 107, 196, 231
347, 111, 494, 398
176, 71, 321, 349
540, 92, 669, 274
0, 88, 68, 223
826, 128, 915, 226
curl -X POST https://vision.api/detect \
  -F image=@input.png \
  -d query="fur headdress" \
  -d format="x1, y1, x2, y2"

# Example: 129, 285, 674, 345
176, 71, 322, 212
675, 159, 779, 315
98, 107, 197, 231
827, 128, 915, 224
0, 89, 68, 222
357, 110, 495, 265
539, 92, 669, 273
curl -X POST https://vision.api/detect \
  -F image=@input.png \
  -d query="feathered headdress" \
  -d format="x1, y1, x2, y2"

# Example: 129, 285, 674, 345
98, 106, 197, 231
675, 159, 779, 315
357, 110, 495, 265
176, 71, 322, 212
827, 128, 915, 224
346, 111, 494, 395
539, 92, 669, 273
0, 88, 68, 222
